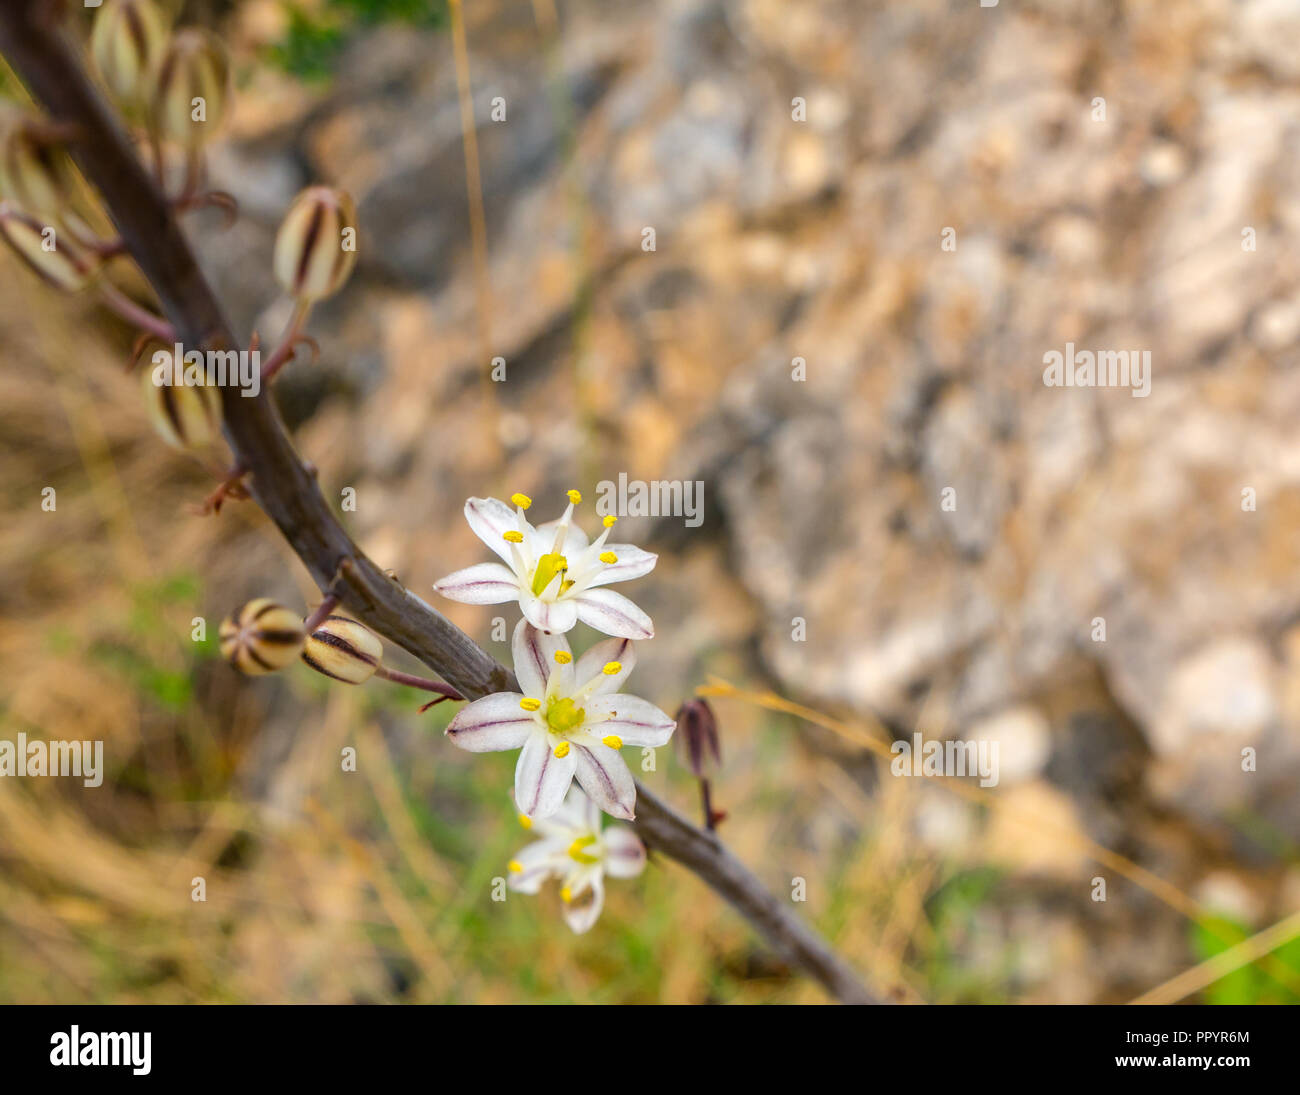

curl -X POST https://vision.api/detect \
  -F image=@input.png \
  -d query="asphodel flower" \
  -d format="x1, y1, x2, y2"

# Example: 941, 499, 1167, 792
219, 599, 305, 675
446, 620, 675, 820
150, 29, 230, 149
506, 786, 647, 934
272, 186, 358, 302
0, 109, 78, 220
0, 204, 98, 292
140, 365, 221, 450
90, 0, 170, 105
433, 492, 656, 638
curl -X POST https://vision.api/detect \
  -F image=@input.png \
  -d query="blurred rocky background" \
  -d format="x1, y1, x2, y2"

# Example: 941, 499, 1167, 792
2, 0, 1299, 1003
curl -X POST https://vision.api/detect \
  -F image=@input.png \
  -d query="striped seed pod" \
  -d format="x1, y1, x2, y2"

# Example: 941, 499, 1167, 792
0, 110, 78, 220
219, 599, 306, 676
272, 187, 358, 302
150, 29, 230, 149
302, 615, 383, 685
140, 357, 221, 450
0, 204, 98, 292
90, 0, 170, 105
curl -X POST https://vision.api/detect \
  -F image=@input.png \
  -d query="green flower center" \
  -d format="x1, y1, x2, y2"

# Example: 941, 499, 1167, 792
531, 551, 570, 596
567, 835, 600, 865
545, 696, 586, 736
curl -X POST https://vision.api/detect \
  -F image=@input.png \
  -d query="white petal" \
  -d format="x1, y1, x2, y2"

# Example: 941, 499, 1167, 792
572, 743, 637, 820
515, 732, 577, 819
465, 496, 526, 565
574, 588, 654, 639
521, 594, 579, 634
562, 873, 605, 934
431, 561, 520, 605
586, 694, 675, 747
511, 619, 572, 698
575, 635, 637, 696
531, 517, 590, 558
506, 838, 568, 894
602, 827, 647, 879
583, 544, 657, 588
445, 694, 535, 752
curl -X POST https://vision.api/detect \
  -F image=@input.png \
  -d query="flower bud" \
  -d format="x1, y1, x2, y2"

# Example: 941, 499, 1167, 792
273, 186, 358, 302
0, 204, 98, 292
219, 599, 306, 675
150, 29, 230, 149
302, 615, 383, 684
140, 361, 221, 450
90, 0, 170, 105
674, 698, 721, 778
0, 110, 77, 220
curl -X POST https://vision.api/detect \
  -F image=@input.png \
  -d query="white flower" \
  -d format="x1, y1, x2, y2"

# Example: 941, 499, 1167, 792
432, 492, 656, 639
444, 619, 676, 820
507, 786, 647, 934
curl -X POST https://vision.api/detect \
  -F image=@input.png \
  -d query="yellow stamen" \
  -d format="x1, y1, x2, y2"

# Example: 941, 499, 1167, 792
520, 697, 542, 712
602, 661, 622, 676
511, 492, 532, 510
568, 835, 600, 864
566, 489, 582, 504
603, 515, 617, 527
502, 530, 524, 544
518, 814, 533, 830
553, 741, 571, 758
599, 551, 618, 564
560, 886, 573, 903
554, 650, 572, 664
508, 860, 523, 873
602, 734, 623, 749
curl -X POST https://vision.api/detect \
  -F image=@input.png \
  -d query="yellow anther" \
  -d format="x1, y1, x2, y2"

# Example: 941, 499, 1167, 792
520, 697, 542, 712
553, 741, 571, 758
602, 734, 623, 749
603, 515, 617, 527
599, 551, 618, 564
511, 492, 532, 510
560, 886, 573, 903
502, 530, 525, 544
566, 489, 582, 504
602, 661, 622, 676
518, 814, 533, 830
554, 650, 572, 664
508, 860, 523, 873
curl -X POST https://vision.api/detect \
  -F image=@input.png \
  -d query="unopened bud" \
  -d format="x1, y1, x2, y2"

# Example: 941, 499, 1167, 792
141, 363, 221, 450
0, 110, 77, 220
674, 698, 721, 778
273, 186, 358, 302
91, 0, 170, 105
302, 615, 383, 684
0, 204, 98, 291
219, 599, 305, 675
151, 29, 230, 149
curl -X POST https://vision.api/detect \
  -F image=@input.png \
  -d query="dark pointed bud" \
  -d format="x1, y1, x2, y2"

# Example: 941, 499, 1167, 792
0, 204, 98, 291
674, 698, 721, 778
0, 109, 78, 220
302, 615, 383, 684
91, 0, 170, 105
140, 358, 221, 450
151, 29, 230, 149
273, 186, 358, 302
219, 599, 306, 675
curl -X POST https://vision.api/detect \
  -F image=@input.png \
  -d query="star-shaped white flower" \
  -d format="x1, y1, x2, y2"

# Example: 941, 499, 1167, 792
507, 786, 647, 934
445, 619, 676, 820
432, 492, 656, 639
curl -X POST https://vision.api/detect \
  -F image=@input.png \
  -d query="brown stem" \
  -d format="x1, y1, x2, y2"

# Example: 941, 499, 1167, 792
97, 281, 175, 341
373, 664, 465, 704
0, 1, 877, 1005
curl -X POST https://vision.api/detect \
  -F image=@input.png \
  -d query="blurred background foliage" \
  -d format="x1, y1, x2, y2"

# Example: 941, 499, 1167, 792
2, 0, 1300, 1003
